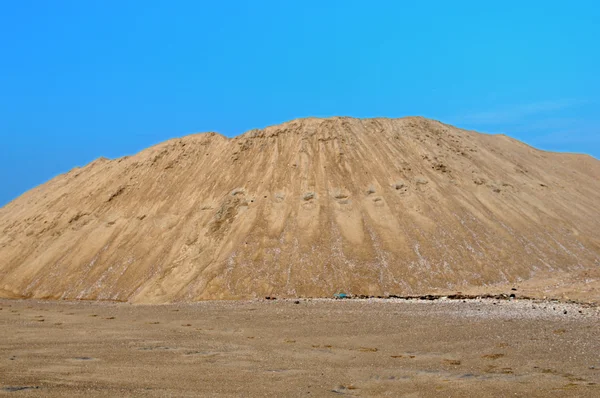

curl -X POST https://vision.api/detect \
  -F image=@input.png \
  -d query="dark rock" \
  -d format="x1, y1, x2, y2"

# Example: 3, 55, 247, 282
2, 386, 40, 392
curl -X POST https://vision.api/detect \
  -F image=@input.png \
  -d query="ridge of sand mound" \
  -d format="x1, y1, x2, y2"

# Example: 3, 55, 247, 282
1, 117, 599, 303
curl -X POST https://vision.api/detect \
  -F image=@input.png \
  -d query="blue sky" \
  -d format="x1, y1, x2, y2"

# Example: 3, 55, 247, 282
1, 0, 598, 206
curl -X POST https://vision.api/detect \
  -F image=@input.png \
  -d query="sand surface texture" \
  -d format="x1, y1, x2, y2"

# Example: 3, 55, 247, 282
1, 117, 599, 302
0, 298, 598, 397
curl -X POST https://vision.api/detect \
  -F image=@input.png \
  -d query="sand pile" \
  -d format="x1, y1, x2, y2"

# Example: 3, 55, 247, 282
0, 117, 598, 302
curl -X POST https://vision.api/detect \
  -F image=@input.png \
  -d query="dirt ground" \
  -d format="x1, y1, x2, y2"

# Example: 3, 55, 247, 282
0, 298, 598, 397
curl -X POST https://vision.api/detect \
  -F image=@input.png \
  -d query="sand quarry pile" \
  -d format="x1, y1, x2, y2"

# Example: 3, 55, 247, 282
0, 117, 599, 303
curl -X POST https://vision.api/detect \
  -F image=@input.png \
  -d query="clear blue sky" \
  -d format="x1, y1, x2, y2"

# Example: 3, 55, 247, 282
1, 1, 599, 206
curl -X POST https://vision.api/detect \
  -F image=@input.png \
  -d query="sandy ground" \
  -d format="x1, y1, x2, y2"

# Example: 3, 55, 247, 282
0, 298, 598, 397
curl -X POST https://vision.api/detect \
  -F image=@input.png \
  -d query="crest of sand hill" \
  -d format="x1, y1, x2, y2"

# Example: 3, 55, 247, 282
0, 117, 599, 303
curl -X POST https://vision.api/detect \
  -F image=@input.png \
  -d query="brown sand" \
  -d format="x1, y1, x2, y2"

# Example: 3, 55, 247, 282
0, 298, 598, 397
1, 117, 599, 302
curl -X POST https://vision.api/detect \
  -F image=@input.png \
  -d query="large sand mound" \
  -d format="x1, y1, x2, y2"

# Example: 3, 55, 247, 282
1, 117, 599, 302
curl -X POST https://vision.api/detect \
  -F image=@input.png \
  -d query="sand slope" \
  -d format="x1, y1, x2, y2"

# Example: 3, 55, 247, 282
0, 117, 599, 302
